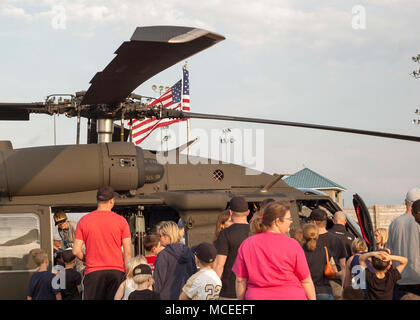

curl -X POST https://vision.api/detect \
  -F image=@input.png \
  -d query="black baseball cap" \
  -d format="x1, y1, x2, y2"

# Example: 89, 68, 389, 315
229, 196, 248, 213
309, 208, 327, 221
97, 186, 118, 202
133, 264, 153, 276
194, 242, 217, 264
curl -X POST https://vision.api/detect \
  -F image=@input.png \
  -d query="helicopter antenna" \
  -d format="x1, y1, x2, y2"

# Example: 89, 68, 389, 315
120, 106, 125, 142
76, 111, 81, 145
260, 174, 292, 193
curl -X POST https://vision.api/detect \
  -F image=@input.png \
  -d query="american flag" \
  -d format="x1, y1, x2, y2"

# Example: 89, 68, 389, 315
131, 65, 190, 145
182, 65, 190, 111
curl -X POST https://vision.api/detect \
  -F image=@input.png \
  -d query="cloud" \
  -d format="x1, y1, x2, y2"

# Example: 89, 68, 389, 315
1, 0, 419, 55
0, 4, 32, 20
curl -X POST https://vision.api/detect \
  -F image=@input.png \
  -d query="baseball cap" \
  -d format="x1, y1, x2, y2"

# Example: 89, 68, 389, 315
97, 186, 118, 202
309, 208, 327, 221
229, 196, 248, 212
133, 264, 153, 276
53, 211, 67, 226
406, 188, 420, 203
194, 242, 217, 264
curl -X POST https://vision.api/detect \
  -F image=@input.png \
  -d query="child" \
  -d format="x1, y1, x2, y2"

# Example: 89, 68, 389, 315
114, 255, 147, 300
61, 249, 82, 300
359, 250, 407, 300
144, 233, 163, 271
128, 264, 160, 300
27, 248, 62, 300
343, 238, 372, 299
53, 234, 64, 267
179, 242, 222, 300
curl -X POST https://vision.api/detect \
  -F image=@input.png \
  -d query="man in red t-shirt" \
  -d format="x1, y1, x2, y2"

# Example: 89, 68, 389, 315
73, 186, 132, 300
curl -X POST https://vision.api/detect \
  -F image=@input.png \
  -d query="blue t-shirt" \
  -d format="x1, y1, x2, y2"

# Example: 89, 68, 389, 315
28, 271, 60, 300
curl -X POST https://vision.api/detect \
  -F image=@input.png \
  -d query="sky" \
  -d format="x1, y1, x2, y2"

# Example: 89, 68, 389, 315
0, 0, 419, 207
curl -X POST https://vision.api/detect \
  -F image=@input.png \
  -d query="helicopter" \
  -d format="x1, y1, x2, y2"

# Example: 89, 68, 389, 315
0, 25, 419, 300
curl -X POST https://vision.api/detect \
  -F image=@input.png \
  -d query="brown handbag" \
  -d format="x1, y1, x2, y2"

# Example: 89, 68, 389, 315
324, 246, 336, 280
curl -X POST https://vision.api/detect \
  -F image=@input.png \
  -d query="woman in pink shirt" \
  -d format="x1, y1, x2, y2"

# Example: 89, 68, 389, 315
232, 201, 316, 300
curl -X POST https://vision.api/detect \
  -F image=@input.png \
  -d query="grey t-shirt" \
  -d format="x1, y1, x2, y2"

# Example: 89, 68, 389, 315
387, 213, 420, 285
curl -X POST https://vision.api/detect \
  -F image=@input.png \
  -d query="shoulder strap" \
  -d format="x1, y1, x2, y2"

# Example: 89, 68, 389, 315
324, 246, 329, 261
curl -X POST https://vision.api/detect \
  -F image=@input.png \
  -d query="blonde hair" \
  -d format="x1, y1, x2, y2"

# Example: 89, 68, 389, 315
31, 248, 48, 267
302, 223, 319, 251
375, 228, 388, 246
157, 221, 181, 244
351, 238, 368, 254
251, 201, 291, 234
126, 255, 148, 279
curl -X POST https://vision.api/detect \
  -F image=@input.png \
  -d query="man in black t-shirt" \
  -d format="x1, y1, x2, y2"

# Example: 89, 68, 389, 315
214, 196, 250, 299
329, 211, 355, 260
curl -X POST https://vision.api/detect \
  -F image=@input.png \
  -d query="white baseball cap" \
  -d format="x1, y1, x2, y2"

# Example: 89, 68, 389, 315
406, 188, 420, 203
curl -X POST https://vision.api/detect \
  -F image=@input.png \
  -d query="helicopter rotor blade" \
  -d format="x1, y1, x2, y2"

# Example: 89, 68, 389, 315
0, 103, 46, 120
183, 112, 420, 143
81, 26, 225, 106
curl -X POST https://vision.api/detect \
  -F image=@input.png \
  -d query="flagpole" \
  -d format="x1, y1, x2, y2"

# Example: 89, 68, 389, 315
187, 119, 191, 156
183, 62, 191, 156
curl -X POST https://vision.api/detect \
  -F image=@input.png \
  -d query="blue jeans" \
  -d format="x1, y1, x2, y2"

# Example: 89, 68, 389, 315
316, 293, 334, 300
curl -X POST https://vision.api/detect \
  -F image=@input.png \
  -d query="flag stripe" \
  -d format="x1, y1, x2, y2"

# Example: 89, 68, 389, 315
132, 65, 190, 145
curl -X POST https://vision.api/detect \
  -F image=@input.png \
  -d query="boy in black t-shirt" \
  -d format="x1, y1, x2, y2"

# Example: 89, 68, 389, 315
27, 249, 62, 300
128, 264, 160, 300
359, 250, 408, 300
61, 249, 82, 300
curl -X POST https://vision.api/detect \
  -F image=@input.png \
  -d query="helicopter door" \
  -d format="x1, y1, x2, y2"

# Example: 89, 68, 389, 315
0, 205, 52, 300
352, 194, 376, 252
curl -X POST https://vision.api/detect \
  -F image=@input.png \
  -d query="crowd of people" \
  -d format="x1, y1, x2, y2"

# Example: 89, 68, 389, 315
26, 186, 420, 301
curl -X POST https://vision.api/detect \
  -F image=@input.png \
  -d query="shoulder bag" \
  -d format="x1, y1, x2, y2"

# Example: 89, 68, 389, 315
324, 246, 336, 280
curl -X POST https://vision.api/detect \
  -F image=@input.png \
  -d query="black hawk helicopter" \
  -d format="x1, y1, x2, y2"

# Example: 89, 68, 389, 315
0, 26, 418, 299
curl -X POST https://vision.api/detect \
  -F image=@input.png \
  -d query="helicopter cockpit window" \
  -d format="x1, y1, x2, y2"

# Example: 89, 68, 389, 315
0, 214, 40, 272
296, 200, 335, 225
